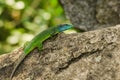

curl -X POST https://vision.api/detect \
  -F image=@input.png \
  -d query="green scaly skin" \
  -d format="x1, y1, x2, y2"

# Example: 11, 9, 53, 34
10, 24, 73, 80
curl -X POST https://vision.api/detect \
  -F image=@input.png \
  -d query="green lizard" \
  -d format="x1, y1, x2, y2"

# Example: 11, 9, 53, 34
10, 24, 73, 79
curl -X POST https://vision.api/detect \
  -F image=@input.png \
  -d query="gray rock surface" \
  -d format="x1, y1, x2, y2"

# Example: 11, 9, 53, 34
59, 0, 120, 31
0, 25, 120, 80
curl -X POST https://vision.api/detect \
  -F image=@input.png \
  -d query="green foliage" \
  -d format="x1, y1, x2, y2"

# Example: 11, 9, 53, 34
0, 0, 70, 54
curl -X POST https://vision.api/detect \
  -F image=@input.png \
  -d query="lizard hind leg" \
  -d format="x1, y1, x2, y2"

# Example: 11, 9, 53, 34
23, 41, 30, 48
37, 43, 43, 57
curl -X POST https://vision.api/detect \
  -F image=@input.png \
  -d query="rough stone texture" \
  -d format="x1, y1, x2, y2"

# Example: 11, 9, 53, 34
0, 25, 120, 80
59, 0, 120, 31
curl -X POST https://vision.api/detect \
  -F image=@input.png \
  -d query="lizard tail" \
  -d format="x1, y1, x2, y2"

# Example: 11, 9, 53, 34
10, 52, 26, 80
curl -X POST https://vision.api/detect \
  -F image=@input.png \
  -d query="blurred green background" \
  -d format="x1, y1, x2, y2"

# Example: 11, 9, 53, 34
0, 0, 70, 54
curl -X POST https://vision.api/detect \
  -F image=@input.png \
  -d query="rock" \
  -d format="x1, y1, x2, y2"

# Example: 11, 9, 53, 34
0, 25, 120, 80
59, 0, 120, 31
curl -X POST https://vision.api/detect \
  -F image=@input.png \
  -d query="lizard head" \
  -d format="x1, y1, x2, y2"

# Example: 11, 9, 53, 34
58, 24, 73, 32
